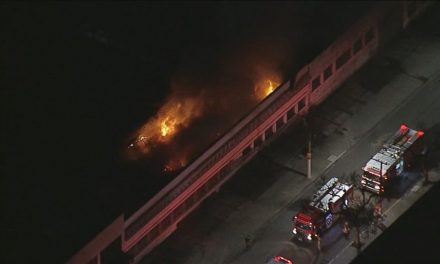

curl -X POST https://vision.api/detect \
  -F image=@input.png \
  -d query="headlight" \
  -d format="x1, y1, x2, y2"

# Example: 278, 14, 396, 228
374, 185, 380, 190
361, 179, 366, 184
307, 234, 312, 240
293, 228, 297, 234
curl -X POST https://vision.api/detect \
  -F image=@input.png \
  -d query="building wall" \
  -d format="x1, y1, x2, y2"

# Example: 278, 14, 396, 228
66, 2, 433, 263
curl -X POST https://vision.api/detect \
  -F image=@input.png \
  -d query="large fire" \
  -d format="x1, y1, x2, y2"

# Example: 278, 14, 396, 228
128, 95, 205, 156
126, 75, 282, 172
254, 79, 280, 100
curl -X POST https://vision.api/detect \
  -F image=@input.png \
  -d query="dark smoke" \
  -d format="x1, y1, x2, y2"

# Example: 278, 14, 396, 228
139, 2, 307, 173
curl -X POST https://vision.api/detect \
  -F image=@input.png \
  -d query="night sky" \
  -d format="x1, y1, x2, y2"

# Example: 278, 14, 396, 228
0, 2, 388, 263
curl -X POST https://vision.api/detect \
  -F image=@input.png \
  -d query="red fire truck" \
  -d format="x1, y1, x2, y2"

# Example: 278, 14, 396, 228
361, 123, 425, 194
292, 177, 353, 241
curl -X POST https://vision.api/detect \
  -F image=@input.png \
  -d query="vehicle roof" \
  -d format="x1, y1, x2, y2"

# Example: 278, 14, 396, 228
296, 207, 322, 223
309, 177, 352, 212
363, 125, 423, 176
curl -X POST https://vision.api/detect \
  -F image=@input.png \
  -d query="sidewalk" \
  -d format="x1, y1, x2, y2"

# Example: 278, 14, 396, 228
325, 167, 440, 264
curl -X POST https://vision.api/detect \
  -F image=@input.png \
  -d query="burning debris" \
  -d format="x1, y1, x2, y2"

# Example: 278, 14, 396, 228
163, 156, 188, 173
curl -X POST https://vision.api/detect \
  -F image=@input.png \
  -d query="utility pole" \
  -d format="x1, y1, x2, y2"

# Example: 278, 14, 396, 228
307, 133, 312, 179
302, 116, 312, 180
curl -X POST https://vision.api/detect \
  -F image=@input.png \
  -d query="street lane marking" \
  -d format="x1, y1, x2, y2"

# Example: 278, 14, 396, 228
325, 150, 347, 170
328, 155, 338, 162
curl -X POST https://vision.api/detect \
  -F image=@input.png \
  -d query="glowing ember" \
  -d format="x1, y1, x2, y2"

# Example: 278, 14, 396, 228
163, 156, 187, 172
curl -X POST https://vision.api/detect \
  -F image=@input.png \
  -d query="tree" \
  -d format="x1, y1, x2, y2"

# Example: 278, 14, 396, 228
307, 172, 382, 250
339, 171, 378, 249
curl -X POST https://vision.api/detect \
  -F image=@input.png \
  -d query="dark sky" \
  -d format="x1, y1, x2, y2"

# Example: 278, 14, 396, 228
1, 2, 374, 263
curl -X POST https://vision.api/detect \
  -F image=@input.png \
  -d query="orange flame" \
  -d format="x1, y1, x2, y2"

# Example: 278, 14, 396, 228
159, 104, 182, 139
254, 79, 280, 100
264, 80, 276, 96
128, 96, 204, 155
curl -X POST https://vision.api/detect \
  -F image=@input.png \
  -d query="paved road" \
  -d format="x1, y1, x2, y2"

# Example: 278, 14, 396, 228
140, 4, 440, 264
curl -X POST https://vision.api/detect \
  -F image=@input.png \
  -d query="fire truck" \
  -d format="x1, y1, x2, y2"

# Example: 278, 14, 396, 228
361, 123, 425, 194
292, 177, 353, 241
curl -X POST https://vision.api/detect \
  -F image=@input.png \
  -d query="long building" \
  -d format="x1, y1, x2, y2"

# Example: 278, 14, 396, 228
67, 2, 433, 263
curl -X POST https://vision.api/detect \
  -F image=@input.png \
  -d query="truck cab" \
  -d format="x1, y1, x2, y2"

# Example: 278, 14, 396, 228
292, 177, 353, 241
292, 206, 323, 241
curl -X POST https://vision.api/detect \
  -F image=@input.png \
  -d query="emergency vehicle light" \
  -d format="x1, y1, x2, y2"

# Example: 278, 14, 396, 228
274, 256, 293, 264
417, 130, 424, 137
